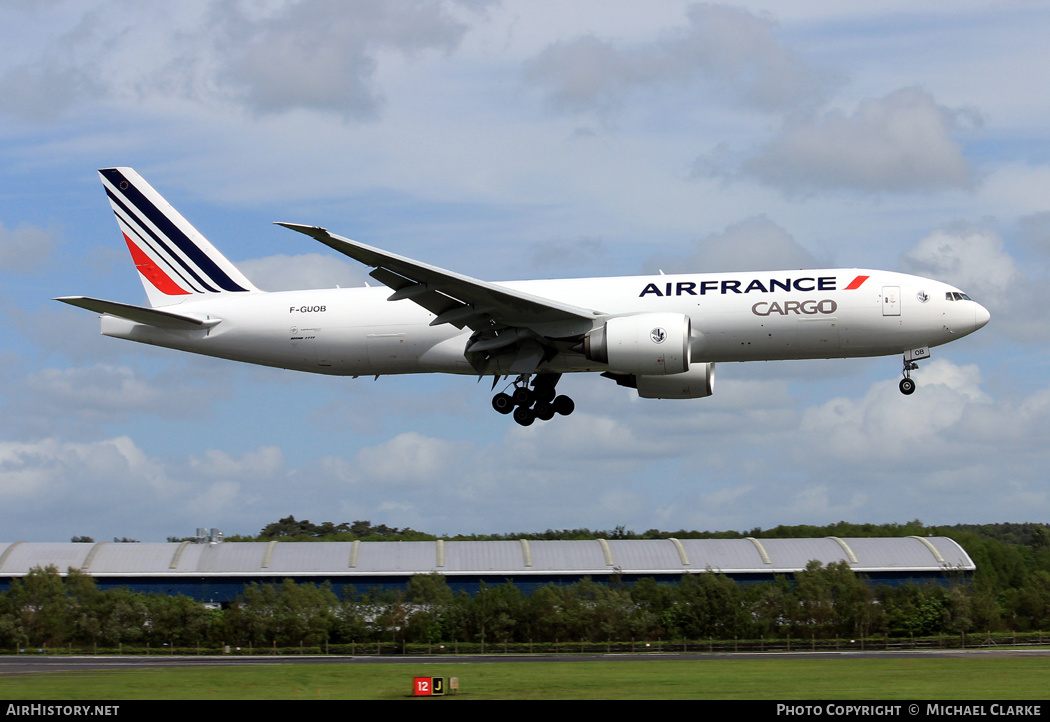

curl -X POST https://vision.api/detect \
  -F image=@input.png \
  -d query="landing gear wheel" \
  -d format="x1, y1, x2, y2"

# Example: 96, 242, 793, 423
553, 395, 575, 416
899, 378, 916, 395
512, 386, 533, 407
513, 406, 536, 426
492, 393, 514, 414
534, 400, 555, 421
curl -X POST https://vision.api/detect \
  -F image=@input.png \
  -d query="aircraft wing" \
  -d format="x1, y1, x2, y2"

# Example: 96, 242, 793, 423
276, 223, 602, 338
54, 296, 220, 330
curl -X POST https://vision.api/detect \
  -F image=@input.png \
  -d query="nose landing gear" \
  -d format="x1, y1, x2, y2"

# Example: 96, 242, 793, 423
492, 374, 575, 425
898, 348, 928, 395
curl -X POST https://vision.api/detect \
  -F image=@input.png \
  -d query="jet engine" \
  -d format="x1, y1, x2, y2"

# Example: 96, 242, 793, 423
636, 362, 715, 399
601, 362, 715, 398
582, 313, 691, 375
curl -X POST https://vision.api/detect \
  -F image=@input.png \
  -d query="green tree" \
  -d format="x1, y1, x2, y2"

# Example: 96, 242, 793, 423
146, 593, 216, 647
743, 577, 792, 638
1012, 570, 1050, 631
405, 573, 454, 643
879, 584, 949, 636
227, 580, 339, 647
625, 577, 675, 641
8, 566, 71, 647
789, 560, 880, 639
673, 571, 744, 640
461, 581, 523, 646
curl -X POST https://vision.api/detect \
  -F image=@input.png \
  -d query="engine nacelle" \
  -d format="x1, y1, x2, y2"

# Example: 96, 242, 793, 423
583, 313, 691, 375
636, 362, 715, 399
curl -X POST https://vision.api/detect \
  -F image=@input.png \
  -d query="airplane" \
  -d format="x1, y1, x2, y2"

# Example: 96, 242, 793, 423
57, 167, 991, 426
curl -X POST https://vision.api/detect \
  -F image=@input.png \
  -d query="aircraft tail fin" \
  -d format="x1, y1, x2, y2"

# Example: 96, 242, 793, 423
98, 167, 260, 307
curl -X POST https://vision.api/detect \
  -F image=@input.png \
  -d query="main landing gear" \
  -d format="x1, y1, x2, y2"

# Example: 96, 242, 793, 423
491, 373, 575, 426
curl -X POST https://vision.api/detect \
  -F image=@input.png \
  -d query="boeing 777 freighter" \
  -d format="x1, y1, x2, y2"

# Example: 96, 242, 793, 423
57, 168, 990, 425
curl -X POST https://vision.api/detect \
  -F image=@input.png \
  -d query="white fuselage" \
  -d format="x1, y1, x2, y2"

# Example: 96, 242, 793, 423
98, 269, 988, 377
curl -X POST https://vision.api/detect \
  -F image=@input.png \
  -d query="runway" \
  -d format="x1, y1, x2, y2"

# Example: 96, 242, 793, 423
4, 647, 1050, 676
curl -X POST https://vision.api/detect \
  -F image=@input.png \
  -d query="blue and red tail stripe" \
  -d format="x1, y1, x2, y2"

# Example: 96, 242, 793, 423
100, 168, 251, 295
106, 187, 214, 294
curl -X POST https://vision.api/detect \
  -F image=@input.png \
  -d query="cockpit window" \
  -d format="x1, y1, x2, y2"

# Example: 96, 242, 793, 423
946, 292, 973, 301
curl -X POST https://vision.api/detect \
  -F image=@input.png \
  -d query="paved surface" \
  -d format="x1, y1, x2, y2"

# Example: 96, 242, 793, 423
3, 647, 1050, 676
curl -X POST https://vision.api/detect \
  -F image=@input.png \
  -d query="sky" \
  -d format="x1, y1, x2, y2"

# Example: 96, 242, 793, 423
1, 0, 1048, 542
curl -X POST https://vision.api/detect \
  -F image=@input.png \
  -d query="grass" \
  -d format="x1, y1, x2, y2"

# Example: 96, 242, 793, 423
2, 657, 1049, 700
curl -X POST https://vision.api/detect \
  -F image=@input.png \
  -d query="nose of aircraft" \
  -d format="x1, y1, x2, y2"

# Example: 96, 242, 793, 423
974, 302, 991, 331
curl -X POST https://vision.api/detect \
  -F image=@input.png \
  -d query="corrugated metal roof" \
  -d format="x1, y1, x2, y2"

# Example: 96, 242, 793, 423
0, 537, 975, 578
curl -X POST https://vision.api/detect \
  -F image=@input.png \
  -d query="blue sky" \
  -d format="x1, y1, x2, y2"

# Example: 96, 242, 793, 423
1, 1, 1048, 542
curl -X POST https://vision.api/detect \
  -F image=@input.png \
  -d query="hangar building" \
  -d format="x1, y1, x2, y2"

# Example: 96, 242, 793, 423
0, 536, 974, 604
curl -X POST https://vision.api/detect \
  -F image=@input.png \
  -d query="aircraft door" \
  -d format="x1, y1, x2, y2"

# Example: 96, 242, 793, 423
882, 286, 900, 316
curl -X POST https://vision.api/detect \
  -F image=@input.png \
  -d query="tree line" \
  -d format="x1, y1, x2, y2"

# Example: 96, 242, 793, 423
3, 558, 1049, 653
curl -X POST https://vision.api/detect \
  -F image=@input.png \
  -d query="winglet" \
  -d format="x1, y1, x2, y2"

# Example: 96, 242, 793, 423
274, 222, 327, 234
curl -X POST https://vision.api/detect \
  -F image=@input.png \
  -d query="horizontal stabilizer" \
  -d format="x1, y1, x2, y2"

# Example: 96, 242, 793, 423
54, 296, 220, 330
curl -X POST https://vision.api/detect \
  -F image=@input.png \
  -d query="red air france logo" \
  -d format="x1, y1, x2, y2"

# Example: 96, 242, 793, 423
844, 275, 869, 290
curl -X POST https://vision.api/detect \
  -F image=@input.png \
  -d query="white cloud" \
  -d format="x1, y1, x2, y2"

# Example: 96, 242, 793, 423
1017, 211, 1050, 256
188, 447, 284, 481
0, 62, 97, 124
0, 362, 235, 439
3, 357, 1048, 541
0, 436, 171, 502
354, 431, 475, 486
239, 253, 367, 292
0, 436, 292, 541
799, 360, 991, 467
783, 359, 1050, 521
979, 163, 1050, 219
900, 224, 1021, 305
899, 222, 1050, 342
506, 411, 676, 462
186, 480, 242, 519
744, 87, 977, 194
0, 1, 484, 124
650, 215, 820, 273
524, 3, 836, 117
0, 222, 58, 271
212, 0, 475, 120
781, 484, 871, 521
